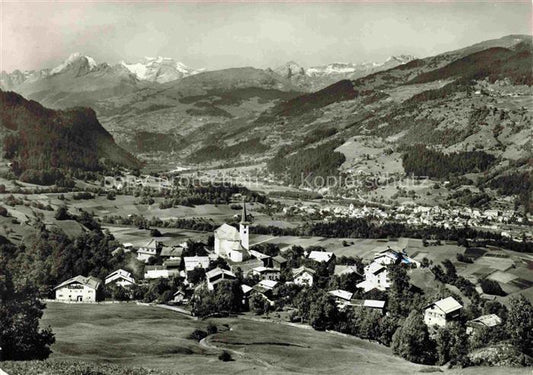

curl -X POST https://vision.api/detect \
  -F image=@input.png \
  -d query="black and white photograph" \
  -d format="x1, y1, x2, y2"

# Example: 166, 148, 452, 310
0, 1, 532, 374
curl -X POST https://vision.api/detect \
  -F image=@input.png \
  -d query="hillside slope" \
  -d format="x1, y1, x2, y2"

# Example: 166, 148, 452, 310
0, 90, 140, 183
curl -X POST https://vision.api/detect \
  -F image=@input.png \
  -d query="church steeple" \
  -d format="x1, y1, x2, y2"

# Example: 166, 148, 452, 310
241, 200, 250, 224
239, 200, 250, 250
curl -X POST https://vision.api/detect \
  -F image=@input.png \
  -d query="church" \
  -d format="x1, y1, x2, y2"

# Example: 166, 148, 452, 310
214, 202, 251, 263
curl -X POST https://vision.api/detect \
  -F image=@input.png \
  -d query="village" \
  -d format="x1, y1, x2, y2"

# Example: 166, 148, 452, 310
53, 200, 530, 362
282, 201, 532, 242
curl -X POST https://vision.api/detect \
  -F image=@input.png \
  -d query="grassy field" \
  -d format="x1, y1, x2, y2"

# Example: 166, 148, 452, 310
32, 302, 531, 375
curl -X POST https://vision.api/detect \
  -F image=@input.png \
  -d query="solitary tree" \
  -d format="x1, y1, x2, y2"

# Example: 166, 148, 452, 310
0, 272, 55, 360
391, 311, 436, 364
506, 295, 533, 356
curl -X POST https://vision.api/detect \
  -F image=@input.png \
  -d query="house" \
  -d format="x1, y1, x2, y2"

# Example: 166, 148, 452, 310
206, 268, 236, 290
252, 279, 278, 304
334, 265, 360, 277
251, 266, 280, 281
171, 290, 188, 304
424, 297, 462, 327
292, 266, 316, 287
160, 246, 184, 260
356, 262, 389, 291
163, 259, 182, 270
373, 248, 419, 267
137, 239, 161, 263
144, 265, 180, 279
308, 251, 335, 264
466, 314, 502, 334
328, 289, 353, 308
272, 255, 288, 269
54, 276, 104, 302
356, 248, 419, 292
214, 203, 251, 262
183, 256, 210, 272
105, 269, 135, 287
328, 289, 353, 302
249, 249, 271, 266
241, 284, 253, 308
363, 300, 386, 314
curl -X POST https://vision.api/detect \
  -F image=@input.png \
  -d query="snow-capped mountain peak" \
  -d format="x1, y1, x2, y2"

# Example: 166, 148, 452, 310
50, 52, 97, 75
120, 57, 203, 83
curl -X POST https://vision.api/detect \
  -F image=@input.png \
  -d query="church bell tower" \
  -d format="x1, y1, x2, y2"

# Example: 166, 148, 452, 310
239, 201, 250, 250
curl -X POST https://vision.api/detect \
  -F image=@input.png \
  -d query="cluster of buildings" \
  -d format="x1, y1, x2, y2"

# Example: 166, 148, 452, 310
284, 202, 531, 241
53, 202, 504, 337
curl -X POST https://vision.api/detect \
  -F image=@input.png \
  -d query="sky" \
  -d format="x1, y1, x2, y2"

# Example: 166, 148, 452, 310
1, 1, 531, 73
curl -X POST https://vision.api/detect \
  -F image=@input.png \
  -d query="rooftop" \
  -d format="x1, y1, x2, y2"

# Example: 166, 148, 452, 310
214, 223, 241, 241
55, 275, 102, 290
427, 296, 462, 314
308, 251, 334, 263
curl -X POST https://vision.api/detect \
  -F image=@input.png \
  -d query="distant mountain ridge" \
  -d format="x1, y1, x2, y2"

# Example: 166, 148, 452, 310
1, 52, 416, 93
272, 55, 417, 91
120, 56, 205, 83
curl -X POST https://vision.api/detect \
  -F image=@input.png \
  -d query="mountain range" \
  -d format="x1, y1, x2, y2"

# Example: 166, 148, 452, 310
272, 55, 416, 91
0, 52, 416, 95
0, 35, 531, 198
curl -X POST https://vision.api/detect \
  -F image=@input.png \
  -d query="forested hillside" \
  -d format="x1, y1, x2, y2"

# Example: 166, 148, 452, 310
0, 90, 140, 184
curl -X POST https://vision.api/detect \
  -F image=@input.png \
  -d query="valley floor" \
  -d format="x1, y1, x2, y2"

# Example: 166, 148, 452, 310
9, 302, 528, 375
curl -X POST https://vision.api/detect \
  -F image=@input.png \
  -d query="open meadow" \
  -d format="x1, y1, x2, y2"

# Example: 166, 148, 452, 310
26, 302, 530, 375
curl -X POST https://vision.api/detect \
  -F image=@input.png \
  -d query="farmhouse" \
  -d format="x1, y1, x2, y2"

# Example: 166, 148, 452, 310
252, 266, 281, 281
105, 269, 135, 287
214, 203, 251, 262
292, 266, 316, 286
160, 246, 184, 260
137, 239, 161, 263
54, 275, 104, 302
363, 300, 386, 314
252, 279, 278, 304
308, 251, 335, 264
424, 296, 462, 327
206, 268, 236, 290
144, 265, 180, 279
466, 314, 502, 334
241, 284, 253, 308
356, 248, 419, 292
249, 249, 271, 266
328, 289, 353, 308
183, 256, 210, 272
171, 290, 188, 304
356, 262, 389, 292
334, 265, 360, 277
272, 255, 288, 269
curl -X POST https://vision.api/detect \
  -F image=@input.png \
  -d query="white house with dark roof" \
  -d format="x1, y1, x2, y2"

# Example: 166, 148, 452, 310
214, 203, 251, 263
54, 275, 103, 302
424, 296, 462, 327
105, 269, 135, 287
